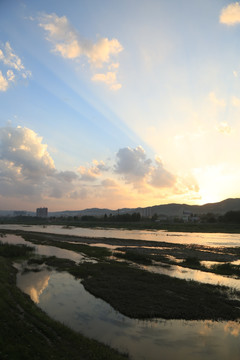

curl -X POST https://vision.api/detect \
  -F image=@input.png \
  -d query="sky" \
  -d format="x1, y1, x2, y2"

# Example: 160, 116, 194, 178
1, 0, 240, 211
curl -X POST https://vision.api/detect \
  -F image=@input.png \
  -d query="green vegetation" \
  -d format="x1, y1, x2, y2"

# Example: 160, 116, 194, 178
211, 262, 240, 277
24, 247, 240, 321
21, 232, 111, 260
0, 244, 127, 360
4, 214, 240, 232
27, 255, 76, 272
0, 241, 34, 258
2, 230, 240, 330
115, 249, 152, 265
181, 257, 201, 268
55, 260, 240, 321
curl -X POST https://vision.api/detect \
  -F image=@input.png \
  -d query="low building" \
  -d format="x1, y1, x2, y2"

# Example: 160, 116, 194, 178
36, 207, 48, 218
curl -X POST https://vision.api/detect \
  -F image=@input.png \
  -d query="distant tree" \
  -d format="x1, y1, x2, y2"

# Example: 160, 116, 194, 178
221, 211, 240, 223
81, 215, 97, 221
152, 213, 158, 221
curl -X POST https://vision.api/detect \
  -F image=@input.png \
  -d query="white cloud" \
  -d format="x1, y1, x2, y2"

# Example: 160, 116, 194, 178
39, 13, 123, 89
220, 2, 240, 25
0, 126, 198, 206
0, 71, 9, 91
78, 160, 109, 181
114, 146, 152, 182
0, 126, 55, 178
0, 42, 31, 91
0, 126, 78, 200
0, 42, 25, 71
92, 71, 122, 90
148, 157, 176, 188
217, 122, 232, 134
114, 146, 177, 189
90, 38, 122, 68
208, 92, 226, 107
7, 69, 15, 82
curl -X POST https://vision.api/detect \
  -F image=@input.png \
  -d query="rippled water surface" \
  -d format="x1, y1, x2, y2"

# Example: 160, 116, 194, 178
1, 224, 240, 246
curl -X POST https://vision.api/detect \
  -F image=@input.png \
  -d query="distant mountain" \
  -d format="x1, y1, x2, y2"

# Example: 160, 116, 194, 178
49, 198, 240, 217
135, 198, 240, 217
2, 198, 240, 218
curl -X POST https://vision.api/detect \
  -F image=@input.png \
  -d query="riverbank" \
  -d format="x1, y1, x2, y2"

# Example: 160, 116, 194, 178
0, 244, 127, 360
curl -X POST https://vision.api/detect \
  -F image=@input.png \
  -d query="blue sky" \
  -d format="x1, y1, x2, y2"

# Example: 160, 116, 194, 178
1, 0, 240, 211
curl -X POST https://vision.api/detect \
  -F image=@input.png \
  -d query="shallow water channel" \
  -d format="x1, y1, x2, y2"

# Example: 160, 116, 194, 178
1, 224, 240, 246
2, 233, 240, 359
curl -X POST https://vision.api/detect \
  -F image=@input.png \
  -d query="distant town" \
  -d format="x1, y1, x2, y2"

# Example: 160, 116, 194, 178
1, 198, 240, 225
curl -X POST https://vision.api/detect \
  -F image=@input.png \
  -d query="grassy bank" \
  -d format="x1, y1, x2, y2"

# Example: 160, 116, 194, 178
0, 245, 127, 360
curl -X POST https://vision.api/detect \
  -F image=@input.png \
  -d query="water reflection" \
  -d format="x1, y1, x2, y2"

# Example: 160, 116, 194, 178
16, 267, 240, 360
3, 233, 240, 291
17, 268, 50, 303
0, 234, 84, 263
1, 224, 240, 247
140, 263, 240, 291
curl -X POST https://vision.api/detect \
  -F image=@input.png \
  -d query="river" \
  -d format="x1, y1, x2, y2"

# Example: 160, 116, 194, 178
1, 224, 240, 246
1, 228, 240, 359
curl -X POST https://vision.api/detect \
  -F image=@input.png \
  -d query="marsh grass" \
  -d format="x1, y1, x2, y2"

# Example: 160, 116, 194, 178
115, 250, 152, 265
211, 262, 240, 277
0, 241, 34, 258
21, 233, 111, 260
75, 261, 240, 320
181, 256, 201, 268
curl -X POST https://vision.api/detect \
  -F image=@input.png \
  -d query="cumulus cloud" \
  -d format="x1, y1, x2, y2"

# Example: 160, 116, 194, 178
0, 126, 55, 178
0, 126, 78, 200
114, 146, 176, 189
0, 42, 31, 92
220, 2, 240, 25
208, 92, 226, 107
114, 146, 152, 182
78, 160, 109, 181
0, 126, 198, 207
149, 157, 176, 188
39, 13, 123, 89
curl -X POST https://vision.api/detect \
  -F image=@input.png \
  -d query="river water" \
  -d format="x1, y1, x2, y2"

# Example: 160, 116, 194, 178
16, 266, 240, 360
1, 224, 240, 247
1, 228, 240, 359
